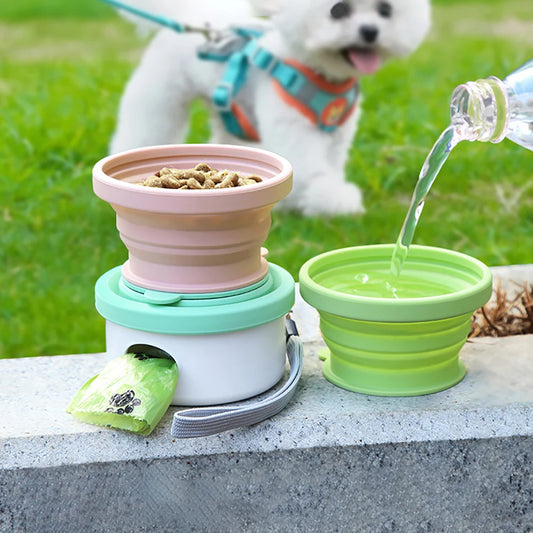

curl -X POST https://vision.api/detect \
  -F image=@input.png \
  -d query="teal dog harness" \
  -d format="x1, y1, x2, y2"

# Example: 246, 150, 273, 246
199, 28, 360, 142
95, 0, 360, 143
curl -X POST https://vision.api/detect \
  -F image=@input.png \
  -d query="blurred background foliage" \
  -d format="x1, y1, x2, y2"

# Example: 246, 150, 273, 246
1, 0, 532, 357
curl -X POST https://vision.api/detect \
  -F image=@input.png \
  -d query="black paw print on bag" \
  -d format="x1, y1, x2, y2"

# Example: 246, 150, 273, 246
106, 389, 141, 415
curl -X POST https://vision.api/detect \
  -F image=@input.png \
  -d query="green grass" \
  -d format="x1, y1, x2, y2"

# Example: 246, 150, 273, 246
1, 1, 532, 357
0, 0, 114, 20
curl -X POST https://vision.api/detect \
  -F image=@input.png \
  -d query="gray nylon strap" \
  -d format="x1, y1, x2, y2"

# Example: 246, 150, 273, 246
171, 334, 303, 438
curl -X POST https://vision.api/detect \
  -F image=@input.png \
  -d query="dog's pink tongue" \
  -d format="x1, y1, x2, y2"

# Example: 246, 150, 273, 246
347, 49, 382, 74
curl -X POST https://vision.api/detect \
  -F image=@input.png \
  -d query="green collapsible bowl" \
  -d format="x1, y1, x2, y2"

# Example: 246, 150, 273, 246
299, 245, 492, 396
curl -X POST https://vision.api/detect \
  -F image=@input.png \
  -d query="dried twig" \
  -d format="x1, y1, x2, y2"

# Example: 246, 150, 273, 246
469, 281, 533, 338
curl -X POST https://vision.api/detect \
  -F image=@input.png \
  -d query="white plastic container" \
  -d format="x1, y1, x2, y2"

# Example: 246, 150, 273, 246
95, 264, 295, 406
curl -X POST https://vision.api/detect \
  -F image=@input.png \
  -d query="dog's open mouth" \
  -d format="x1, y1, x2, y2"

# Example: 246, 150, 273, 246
341, 47, 382, 75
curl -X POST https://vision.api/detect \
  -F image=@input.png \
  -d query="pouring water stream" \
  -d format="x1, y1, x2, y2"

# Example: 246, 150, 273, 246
390, 59, 533, 279
390, 119, 476, 278
331, 119, 476, 299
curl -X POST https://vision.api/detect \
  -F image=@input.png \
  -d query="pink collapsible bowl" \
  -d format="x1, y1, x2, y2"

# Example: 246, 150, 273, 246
93, 144, 293, 293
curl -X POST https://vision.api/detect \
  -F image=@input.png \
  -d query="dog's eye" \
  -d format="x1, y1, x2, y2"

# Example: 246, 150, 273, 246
330, 2, 351, 19
376, 1, 392, 18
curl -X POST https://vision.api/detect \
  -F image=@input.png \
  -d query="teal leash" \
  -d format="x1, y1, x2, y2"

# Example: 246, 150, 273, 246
96, 0, 221, 40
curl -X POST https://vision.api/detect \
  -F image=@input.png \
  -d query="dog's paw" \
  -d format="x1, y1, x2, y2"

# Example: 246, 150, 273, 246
298, 180, 365, 216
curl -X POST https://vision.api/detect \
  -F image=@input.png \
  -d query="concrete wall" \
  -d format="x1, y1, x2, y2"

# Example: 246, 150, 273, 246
2, 436, 532, 533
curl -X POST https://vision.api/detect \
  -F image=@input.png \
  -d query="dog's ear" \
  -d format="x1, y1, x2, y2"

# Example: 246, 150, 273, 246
247, 0, 284, 16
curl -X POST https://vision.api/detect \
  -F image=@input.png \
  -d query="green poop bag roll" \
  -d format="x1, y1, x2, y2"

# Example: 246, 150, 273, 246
67, 351, 179, 436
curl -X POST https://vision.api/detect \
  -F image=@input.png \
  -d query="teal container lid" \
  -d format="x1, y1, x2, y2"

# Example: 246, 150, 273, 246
95, 264, 295, 334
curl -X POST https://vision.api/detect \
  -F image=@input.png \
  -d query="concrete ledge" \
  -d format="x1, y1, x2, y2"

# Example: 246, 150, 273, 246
1, 265, 532, 532
2, 336, 533, 471
2, 437, 532, 533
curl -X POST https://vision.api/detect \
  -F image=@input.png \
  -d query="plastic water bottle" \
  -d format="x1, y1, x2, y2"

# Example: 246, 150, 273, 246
449, 59, 533, 151
391, 59, 533, 276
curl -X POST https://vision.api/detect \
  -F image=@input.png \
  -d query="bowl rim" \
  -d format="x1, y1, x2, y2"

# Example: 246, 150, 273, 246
298, 244, 493, 323
92, 144, 293, 213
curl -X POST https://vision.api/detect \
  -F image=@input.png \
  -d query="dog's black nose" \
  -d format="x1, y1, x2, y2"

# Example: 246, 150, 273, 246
360, 25, 379, 43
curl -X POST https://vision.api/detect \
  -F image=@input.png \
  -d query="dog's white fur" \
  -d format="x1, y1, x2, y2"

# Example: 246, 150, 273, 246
111, 0, 431, 215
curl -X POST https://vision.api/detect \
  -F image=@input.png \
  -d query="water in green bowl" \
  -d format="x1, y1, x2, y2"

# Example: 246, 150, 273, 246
317, 267, 456, 299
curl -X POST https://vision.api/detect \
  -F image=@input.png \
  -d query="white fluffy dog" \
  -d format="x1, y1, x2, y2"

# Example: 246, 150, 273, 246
111, 0, 431, 215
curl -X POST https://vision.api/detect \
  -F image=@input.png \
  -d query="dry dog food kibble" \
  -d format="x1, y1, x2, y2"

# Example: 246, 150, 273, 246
138, 163, 263, 189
